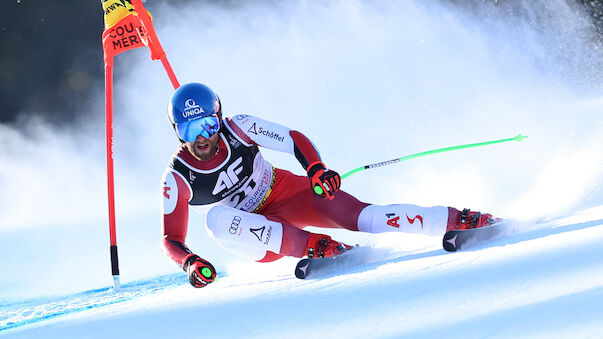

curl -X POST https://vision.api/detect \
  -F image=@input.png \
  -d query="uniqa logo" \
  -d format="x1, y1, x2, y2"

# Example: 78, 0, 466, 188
182, 98, 204, 118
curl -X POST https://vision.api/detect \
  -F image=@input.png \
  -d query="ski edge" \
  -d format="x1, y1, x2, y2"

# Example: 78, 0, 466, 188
293, 245, 360, 279
442, 220, 509, 252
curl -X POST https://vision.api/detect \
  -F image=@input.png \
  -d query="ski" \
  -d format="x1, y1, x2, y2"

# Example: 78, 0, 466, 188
442, 220, 511, 252
294, 246, 359, 279
294, 258, 314, 279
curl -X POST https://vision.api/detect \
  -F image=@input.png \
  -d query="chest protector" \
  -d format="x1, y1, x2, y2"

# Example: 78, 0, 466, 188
169, 127, 274, 212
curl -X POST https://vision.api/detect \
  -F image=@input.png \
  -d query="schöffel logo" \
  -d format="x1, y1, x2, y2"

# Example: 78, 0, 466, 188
247, 123, 285, 142
182, 99, 204, 118
250, 226, 265, 242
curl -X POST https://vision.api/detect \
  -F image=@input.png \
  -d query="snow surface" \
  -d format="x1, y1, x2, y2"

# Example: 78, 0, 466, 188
1, 0, 602, 338
2, 209, 602, 338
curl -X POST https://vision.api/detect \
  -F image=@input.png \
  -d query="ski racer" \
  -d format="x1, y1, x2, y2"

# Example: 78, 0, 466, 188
161, 83, 498, 288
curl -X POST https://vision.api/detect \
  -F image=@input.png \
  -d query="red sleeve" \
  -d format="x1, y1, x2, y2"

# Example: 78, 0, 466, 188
289, 130, 321, 170
161, 171, 194, 269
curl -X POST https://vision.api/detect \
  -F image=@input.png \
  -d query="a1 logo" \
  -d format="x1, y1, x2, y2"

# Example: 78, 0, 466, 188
386, 213, 400, 228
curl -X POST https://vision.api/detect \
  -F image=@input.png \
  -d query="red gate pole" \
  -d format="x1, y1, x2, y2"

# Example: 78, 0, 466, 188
132, 0, 180, 89
101, 0, 182, 291
104, 56, 121, 290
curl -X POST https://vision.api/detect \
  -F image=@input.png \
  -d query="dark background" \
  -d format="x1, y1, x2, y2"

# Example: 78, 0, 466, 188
1, 0, 601, 127
1, 1, 104, 126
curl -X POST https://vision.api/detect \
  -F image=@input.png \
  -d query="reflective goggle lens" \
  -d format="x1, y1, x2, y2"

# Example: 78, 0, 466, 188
176, 115, 220, 142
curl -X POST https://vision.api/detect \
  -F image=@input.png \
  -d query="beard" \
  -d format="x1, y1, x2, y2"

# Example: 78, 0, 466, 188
187, 133, 220, 161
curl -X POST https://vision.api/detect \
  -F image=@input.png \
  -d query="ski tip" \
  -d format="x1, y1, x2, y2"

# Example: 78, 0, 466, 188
294, 258, 311, 279
514, 134, 528, 142
442, 232, 459, 252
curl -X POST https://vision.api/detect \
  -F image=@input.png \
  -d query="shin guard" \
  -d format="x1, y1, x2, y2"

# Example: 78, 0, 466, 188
357, 204, 449, 236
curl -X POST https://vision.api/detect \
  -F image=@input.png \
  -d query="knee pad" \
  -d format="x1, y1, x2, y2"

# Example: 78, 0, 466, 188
205, 205, 233, 236
205, 205, 284, 254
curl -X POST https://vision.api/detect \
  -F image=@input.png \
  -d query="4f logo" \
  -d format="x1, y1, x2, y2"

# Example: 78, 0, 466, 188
212, 157, 244, 195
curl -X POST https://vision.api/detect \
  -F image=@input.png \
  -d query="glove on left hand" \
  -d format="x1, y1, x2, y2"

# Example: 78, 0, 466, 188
307, 161, 341, 200
183, 254, 217, 288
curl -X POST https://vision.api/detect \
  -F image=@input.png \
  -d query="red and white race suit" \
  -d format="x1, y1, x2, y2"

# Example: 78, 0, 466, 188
161, 115, 449, 267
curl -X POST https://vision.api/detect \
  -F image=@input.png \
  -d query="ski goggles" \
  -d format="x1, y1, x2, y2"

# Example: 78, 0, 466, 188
176, 115, 221, 142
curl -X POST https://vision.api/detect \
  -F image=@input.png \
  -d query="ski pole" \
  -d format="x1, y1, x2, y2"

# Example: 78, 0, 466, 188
313, 134, 527, 195
342, 133, 527, 179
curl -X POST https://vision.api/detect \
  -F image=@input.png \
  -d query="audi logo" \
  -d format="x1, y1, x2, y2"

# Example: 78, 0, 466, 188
229, 216, 242, 234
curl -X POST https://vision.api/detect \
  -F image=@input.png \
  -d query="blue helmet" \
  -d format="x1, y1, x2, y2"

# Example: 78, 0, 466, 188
167, 83, 222, 142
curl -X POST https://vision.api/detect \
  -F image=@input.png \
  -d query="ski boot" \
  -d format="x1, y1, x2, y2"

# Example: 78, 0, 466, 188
305, 233, 352, 259
447, 208, 500, 231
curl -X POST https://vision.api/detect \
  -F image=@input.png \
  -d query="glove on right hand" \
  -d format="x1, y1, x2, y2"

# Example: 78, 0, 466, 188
183, 254, 217, 288
307, 161, 341, 200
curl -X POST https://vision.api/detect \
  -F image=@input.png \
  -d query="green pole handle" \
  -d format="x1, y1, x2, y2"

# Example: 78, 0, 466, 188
341, 134, 527, 180
201, 267, 213, 278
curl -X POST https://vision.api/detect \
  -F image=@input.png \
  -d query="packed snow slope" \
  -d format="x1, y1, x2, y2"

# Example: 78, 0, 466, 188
0, 0, 602, 338
2, 207, 602, 338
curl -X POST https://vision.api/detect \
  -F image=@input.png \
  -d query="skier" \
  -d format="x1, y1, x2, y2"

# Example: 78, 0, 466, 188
161, 83, 497, 288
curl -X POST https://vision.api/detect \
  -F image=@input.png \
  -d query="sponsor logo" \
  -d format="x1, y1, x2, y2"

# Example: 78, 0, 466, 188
228, 136, 241, 148
229, 216, 242, 234
406, 214, 424, 228
182, 98, 204, 118
103, 0, 134, 15
250, 226, 265, 242
106, 21, 135, 38
212, 157, 244, 195
106, 21, 144, 50
264, 225, 273, 245
446, 234, 457, 247
247, 123, 285, 142
298, 261, 309, 275
162, 175, 178, 214
248, 123, 257, 134
241, 168, 271, 210
102, 0, 146, 52
221, 174, 249, 198
386, 212, 400, 228
235, 114, 250, 121
249, 225, 273, 245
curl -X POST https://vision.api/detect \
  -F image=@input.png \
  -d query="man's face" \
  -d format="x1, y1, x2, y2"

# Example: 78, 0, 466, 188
186, 132, 220, 161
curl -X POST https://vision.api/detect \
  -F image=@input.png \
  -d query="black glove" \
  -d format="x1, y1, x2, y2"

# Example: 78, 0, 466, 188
307, 161, 341, 200
183, 254, 217, 288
